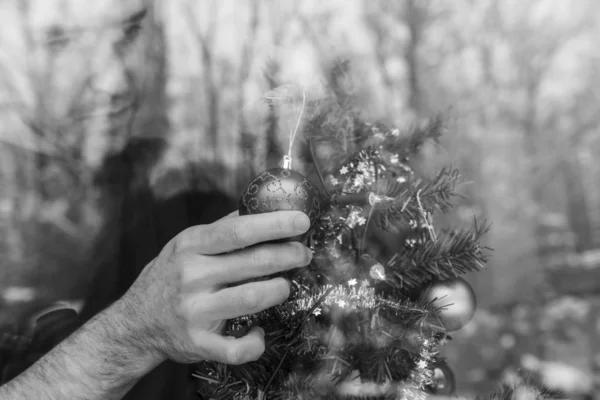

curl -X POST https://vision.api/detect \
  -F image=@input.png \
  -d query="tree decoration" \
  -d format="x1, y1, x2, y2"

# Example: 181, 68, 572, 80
369, 262, 386, 281
239, 90, 322, 240
239, 163, 322, 230
422, 277, 477, 332
425, 360, 456, 395
194, 88, 494, 400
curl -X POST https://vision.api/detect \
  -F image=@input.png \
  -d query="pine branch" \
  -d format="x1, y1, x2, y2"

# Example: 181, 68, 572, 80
304, 106, 365, 176
377, 115, 445, 158
477, 380, 566, 400
372, 167, 462, 230
376, 297, 439, 330
194, 287, 445, 399
385, 219, 491, 290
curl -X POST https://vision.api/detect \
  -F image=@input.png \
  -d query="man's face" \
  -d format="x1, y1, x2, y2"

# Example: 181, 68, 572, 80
0, 0, 147, 165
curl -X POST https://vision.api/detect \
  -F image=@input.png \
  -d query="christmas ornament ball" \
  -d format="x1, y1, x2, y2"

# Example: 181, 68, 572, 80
239, 167, 321, 234
425, 361, 456, 395
422, 277, 477, 332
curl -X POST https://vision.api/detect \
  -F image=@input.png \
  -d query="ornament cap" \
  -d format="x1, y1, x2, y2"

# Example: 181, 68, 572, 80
282, 155, 293, 169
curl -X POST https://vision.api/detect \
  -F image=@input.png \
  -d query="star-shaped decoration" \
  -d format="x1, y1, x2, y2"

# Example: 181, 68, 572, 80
348, 278, 357, 286
417, 359, 428, 369
340, 166, 349, 175
373, 132, 385, 141
421, 349, 436, 359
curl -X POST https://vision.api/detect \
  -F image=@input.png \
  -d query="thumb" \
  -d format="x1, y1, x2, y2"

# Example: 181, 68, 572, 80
208, 326, 265, 365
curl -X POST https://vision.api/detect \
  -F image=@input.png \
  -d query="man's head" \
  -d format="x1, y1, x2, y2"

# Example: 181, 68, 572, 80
0, 0, 149, 166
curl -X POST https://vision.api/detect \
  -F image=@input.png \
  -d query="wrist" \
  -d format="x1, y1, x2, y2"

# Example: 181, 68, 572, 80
97, 298, 166, 378
0, 301, 166, 400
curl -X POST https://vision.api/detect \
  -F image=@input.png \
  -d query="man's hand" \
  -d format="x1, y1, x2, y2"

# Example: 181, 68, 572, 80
0, 210, 312, 400
117, 210, 313, 366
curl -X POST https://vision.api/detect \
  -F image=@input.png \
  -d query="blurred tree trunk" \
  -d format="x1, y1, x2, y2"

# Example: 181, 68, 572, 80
561, 154, 594, 252
263, 60, 283, 171
463, 39, 495, 307
16, 0, 40, 200
11, 0, 41, 262
587, 155, 600, 249
404, 0, 425, 117
261, 1, 292, 171
235, 0, 259, 191
520, 72, 547, 253
363, 1, 395, 117
184, 0, 220, 187
364, 0, 433, 120
236, 0, 258, 138
191, 1, 218, 153
1, 147, 25, 262
203, 10, 219, 159
505, 2, 574, 268
565, 64, 600, 251
132, 0, 169, 140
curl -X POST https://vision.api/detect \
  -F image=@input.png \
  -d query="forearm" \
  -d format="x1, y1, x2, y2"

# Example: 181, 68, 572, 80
0, 301, 164, 400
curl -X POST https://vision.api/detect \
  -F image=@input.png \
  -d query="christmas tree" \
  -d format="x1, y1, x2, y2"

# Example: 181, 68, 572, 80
192, 83, 552, 399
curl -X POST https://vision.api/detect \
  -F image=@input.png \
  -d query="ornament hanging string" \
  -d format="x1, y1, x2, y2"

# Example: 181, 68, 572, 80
283, 90, 306, 169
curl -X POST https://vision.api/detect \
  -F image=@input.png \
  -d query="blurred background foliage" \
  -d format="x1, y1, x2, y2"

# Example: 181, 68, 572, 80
1, 0, 599, 397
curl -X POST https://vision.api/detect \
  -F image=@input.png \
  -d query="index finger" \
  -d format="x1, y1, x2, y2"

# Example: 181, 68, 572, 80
218, 210, 239, 221
180, 211, 311, 254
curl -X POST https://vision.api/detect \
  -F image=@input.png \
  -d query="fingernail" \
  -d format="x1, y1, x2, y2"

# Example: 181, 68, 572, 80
286, 279, 298, 298
305, 246, 314, 264
293, 213, 310, 233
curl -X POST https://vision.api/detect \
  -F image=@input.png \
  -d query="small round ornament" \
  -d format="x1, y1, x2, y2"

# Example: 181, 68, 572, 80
369, 263, 386, 281
422, 277, 477, 332
239, 161, 321, 240
359, 254, 387, 281
425, 361, 456, 395
333, 369, 393, 398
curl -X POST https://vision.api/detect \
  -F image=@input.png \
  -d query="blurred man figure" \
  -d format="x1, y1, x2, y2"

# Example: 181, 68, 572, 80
0, 0, 150, 167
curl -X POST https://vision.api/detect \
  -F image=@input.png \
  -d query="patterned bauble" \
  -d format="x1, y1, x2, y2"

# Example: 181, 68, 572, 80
425, 361, 456, 395
422, 277, 477, 332
239, 167, 321, 239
